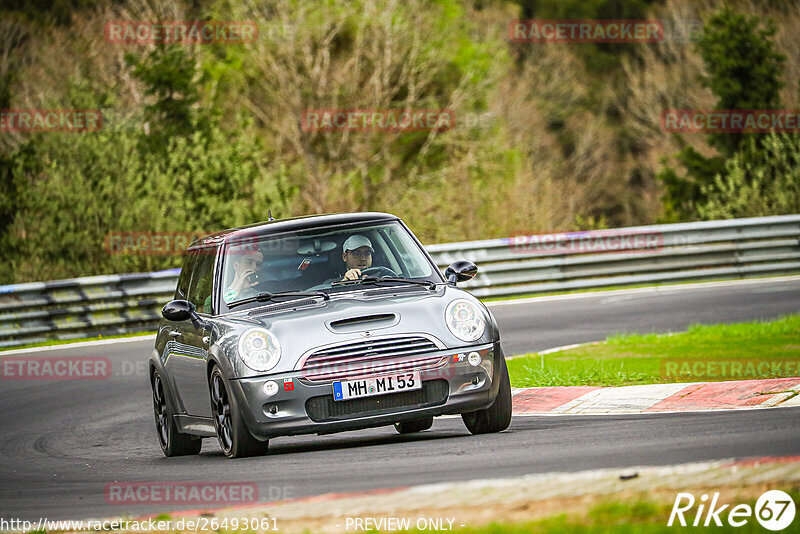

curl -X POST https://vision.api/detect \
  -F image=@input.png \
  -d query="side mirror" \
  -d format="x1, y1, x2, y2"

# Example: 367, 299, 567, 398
162, 300, 207, 330
445, 260, 478, 285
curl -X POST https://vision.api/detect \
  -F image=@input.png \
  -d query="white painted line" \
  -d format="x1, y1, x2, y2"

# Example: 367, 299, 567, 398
772, 393, 800, 407
537, 343, 587, 355
485, 274, 800, 307
510, 404, 800, 416
551, 383, 697, 414
760, 391, 798, 408
507, 341, 600, 360
0, 334, 156, 355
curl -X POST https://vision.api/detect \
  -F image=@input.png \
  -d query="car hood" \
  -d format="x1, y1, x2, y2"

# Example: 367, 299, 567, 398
212, 285, 496, 378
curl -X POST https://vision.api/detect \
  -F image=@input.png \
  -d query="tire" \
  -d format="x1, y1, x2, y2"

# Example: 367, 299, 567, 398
209, 366, 269, 458
461, 356, 512, 435
151, 371, 202, 457
394, 417, 434, 434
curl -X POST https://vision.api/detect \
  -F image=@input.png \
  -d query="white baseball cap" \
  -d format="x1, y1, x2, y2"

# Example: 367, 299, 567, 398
343, 235, 374, 252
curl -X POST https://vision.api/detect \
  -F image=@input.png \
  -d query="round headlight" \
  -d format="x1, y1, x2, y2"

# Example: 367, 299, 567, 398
238, 328, 281, 372
445, 299, 486, 342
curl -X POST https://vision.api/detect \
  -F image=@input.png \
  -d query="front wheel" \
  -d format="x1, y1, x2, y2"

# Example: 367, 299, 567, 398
209, 367, 269, 458
152, 372, 202, 457
394, 417, 434, 434
461, 357, 512, 435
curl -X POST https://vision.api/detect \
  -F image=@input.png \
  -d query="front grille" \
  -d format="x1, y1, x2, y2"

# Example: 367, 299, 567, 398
300, 335, 446, 382
305, 379, 449, 422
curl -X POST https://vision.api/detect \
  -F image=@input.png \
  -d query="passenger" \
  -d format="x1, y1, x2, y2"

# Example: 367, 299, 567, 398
224, 249, 264, 302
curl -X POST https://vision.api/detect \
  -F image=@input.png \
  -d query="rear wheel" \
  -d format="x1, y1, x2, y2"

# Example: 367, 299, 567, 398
210, 367, 269, 458
151, 372, 202, 457
462, 357, 512, 435
394, 417, 434, 434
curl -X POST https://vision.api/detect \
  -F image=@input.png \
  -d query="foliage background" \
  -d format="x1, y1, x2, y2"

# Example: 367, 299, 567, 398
0, 0, 798, 283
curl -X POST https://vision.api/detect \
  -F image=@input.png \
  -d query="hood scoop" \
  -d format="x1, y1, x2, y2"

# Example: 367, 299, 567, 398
327, 313, 399, 334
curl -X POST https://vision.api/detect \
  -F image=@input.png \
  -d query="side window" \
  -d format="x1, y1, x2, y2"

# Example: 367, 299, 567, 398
175, 253, 196, 300
187, 248, 217, 314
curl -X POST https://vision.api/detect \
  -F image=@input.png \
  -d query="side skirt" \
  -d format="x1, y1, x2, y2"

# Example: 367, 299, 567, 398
174, 415, 216, 437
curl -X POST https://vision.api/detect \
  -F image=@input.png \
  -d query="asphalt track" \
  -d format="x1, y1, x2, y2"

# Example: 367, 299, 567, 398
1, 277, 799, 521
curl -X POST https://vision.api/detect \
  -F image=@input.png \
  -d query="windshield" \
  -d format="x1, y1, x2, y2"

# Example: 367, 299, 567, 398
218, 221, 441, 311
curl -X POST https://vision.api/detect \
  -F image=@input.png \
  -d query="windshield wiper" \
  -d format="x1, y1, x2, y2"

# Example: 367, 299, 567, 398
331, 276, 436, 289
228, 290, 329, 308
372, 276, 438, 289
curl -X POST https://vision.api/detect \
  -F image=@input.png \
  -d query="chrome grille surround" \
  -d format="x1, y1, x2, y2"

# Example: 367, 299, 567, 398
297, 333, 447, 382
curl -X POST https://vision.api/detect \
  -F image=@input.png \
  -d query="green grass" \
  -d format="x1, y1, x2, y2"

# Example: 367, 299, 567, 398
0, 331, 155, 352
508, 314, 800, 387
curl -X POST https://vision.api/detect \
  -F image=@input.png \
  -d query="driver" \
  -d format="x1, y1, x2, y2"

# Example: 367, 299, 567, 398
341, 235, 374, 281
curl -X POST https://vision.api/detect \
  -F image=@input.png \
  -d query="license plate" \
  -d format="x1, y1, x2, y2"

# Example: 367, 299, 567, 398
333, 371, 421, 401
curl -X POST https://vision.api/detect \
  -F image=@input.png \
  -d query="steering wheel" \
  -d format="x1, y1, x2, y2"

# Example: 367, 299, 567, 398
361, 266, 399, 278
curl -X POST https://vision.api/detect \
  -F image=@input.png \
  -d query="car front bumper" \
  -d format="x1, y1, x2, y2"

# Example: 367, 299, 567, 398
229, 341, 505, 439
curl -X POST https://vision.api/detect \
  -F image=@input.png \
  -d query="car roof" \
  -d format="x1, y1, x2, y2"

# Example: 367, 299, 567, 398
188, 212, 400, 250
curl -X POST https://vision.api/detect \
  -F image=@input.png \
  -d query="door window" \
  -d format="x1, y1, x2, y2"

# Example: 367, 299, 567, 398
175, 253, 196, 300
187, 248, 217, 314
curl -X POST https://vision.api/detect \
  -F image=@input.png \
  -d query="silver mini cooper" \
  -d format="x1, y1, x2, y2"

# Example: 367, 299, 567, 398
149, 212, 511, 458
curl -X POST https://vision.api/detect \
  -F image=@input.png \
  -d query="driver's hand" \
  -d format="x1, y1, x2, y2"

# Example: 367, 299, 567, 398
231, 269, 258, 291
342, 268, 362, 281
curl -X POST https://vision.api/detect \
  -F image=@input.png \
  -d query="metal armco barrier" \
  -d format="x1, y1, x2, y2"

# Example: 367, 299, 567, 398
427, 214, 800, 298
1, 215, 799, 347
0, 270, 179, 348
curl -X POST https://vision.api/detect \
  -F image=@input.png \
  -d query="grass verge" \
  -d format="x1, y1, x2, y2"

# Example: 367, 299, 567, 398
508, 314, 800, 387
0, 331, 155, 352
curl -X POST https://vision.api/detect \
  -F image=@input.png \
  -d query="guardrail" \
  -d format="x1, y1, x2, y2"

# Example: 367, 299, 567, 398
427, 214, 800, 298
1, 215, 798, 347
0, 270, 179, 348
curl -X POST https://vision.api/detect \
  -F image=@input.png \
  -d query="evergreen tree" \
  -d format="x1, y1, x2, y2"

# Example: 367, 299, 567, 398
659, 7, 786, 220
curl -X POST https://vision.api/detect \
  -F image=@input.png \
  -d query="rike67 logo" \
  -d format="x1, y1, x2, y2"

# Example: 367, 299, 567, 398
669, 490, 795, 530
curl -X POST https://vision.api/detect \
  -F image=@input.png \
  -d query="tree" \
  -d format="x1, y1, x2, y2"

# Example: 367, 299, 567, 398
512, 0, 659, 72
696, 7, 785, 157
0, 16, 29, 282
658, 7, 786, 220
697, 133, 800, 220
125, 45, 208, 150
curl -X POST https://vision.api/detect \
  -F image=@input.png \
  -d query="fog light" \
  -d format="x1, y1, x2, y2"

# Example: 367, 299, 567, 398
468, 351, 481, 366
263, 381, 279, 396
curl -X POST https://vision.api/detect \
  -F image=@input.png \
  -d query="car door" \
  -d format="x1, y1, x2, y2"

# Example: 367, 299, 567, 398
164, 247, 217, 417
